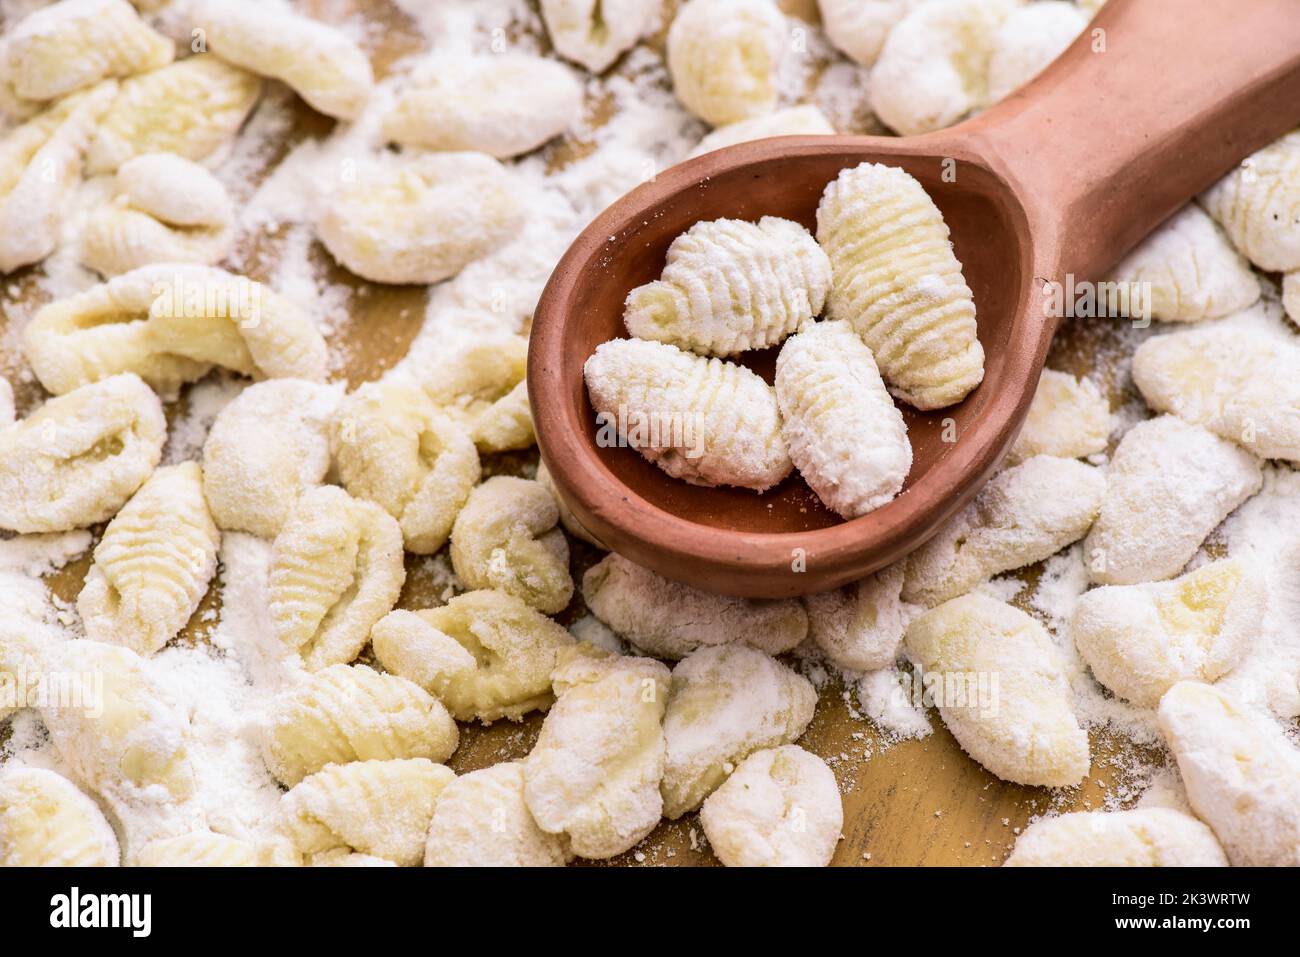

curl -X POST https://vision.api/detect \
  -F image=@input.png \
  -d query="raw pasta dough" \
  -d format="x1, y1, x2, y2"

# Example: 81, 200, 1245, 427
816, 161, 984, 409
540, 0, 660, 73
78, 462, 220, 656
986, 1, 1086, 104
1004, 808, 1227, 867
582, 552, 807, 659
803, 563, 907, 672
425, 762, 568, 867
1200, 129, 1300, 272
422, 336, 534, 452
0, 766, 120, 867
905, 593, 1089, 787
667, 0, 786, 127
1006, 368, 1109, 464
817, 0, 930, 67
776, 319, 912, 517
688, 105, 834, 159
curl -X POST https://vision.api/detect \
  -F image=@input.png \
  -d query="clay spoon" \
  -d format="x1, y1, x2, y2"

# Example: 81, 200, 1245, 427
529, 0, 1300, 598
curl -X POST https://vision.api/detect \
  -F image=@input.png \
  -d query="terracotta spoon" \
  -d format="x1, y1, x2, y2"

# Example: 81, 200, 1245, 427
529, 0, 1300, 598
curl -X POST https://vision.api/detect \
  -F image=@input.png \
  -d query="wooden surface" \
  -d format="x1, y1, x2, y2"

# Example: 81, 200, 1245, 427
0, 0, 1171, 866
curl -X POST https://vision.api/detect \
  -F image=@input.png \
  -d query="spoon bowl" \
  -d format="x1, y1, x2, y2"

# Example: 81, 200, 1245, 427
530, 0, 1300, 597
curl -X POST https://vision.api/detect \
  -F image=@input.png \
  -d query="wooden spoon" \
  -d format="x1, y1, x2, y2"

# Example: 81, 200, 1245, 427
529, 0, 1300, 598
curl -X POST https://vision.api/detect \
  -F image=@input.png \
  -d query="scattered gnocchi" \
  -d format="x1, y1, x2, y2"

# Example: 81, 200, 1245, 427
0, 766, 120, 867
803, 563, 907, 672
1004, 808, 1228, 867
1006, 368, 1110, 464
539, 0, 659, 73
667, 0, 786, 127
1200, 129, 1300, 272
425, 762, 568, 867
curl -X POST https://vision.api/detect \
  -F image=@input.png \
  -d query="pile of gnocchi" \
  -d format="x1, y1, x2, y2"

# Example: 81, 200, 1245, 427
0, 0, 1297, 869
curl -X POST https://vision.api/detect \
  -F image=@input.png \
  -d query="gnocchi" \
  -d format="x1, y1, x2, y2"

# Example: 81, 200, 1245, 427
77, 462, 220, 656
1109, 205, 1260, 322
870, 0, 1018, 136
903, 455, 1105, 607
0, 81, 116, 272
371, 590, 575, 723
192, 0, 373, 120
986, 1, 1087, 104
1200, 129, 1300, 272
135, 832, 266, 867
584, 338, 793, 491
1004, 808, 1228, 867
0, 0, 171, 105
624, 217, 831, 357
82, 152, 235, 276
202, 379, 341, 539
262, 664, 458, 787
1083, 416, 1262, 585
699, 745, 842, 867
1158, 681, 1300, 867
667, 0, 786, 127
688, 105, 834, 158
279, 758, 454, 866
423, 336, 534, 451
0, 766, 120, 867
317, 151, 523, 286
384, 54, 582, 159
776, 319, 912, 517
0, 373, 165, 534
816, 161, 984, 409
803, 562, 906, 672
582, 552, 808, 659
523, 651, 670, 859
268, 485, 405, 671
1072, 558, 1262, 707
904, 593, 1090, 787
540, 0, 659, 73
449, 476, 573, 614
1131, 325, 1300, 463
1006, 368, 1110, 464
661, 644, 817, 819
425, 762, 568, 868
86, 57, 263, 173
817, 0, 930, 68
332, 380, 480, 553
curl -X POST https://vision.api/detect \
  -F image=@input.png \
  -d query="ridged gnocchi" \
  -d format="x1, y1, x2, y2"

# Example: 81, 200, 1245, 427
0, 0, 172, 105
25, 264, 328, 396
661, 644, 817, 819
1007, 368, 1110, 464
449, 476, 573, 614
523, 651, 670, 859
332, 379, 480, 554
262, 664, 458, 787
78, 462, 220, 656
582, 552, 808, 659
904, 593, 1090, 787
803, 563, 906, 672
425, 762, 569, 868
903, 455, 1105, 607
202, 379, 341, 539
1110, 205, 1260, 322
279, 758, 454, 866
1083, 417, 1262, 585
1004, 808, 1228, 867
667, 0, 786, 127
371, 590, 575, 723
82, 152, 235, 276
135, 831, 266, 867
0, 766, 120, 867
625, 217, 831, 356
870, 0, 1018, 135
1200, 129, 1300, 272
268, 486, 405, 671
192, 0, 373, 120
817, 0, 930, 67
540, 0, 659, 73
424, 337, 534, 452
699, 745, 842, 867
816, 161, 984, 409
776, 320, 912, 517
317, 151, 522, 286
86, 57, 263, 173
584, 337, 792, 490
1072, 558, 1262, 707
1131, 325, 1300, 463
384, 54, 582, 159
688, 105, 834, 159
39, 640, 198, 817
0, 81, 116, 272
1158, 681, 1300, 866
0, 373, 165, 534
986, 1, 1086, 103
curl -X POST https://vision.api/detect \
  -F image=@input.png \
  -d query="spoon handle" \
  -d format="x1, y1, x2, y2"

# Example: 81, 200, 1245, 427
962, 0, 1300, 279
